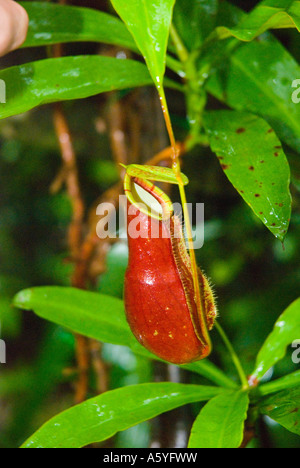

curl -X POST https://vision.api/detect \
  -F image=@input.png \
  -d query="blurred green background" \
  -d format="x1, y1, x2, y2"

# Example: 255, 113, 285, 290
0, 0, 299, 448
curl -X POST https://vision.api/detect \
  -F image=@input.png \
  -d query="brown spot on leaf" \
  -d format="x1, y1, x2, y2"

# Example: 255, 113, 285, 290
249, 166, 255, 171
266, 405, 275, 412
274, 145, 281, 149
274, 152, 279, 157
255, 194, 260, 197
271, 223, 276, 226
236, 128, 246, 134
267, 128, 274, 134
221, 164, 231, 171
260, 160, 265, 163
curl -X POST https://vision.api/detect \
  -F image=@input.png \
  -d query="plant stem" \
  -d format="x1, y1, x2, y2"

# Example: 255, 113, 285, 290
215, 321, 249, 390
169, 23, 189, 63
157, 85, 211, 349
163, 25, 248, 388
165, 55, 186, 77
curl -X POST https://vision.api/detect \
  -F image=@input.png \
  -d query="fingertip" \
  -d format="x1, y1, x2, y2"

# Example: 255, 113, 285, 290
11, 1, 29, 50
0, 0, 29, 56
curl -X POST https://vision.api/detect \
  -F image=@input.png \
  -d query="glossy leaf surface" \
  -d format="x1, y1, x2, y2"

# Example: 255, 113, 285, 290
210, 0, 300, 42
258, 371, 300, 397
172, 0, 218, 49
250, 298, 300, 383
260, 387, 300, 436
21, 2, 137, 50
206, 35, 300, 153
0, 56, 153, 120
13, 287, 233, 388
14, 287, 131, 347
21, 383, 224, 448
188, 390, 249, 448
204, 110, 292, 241
110, 0, 175, 87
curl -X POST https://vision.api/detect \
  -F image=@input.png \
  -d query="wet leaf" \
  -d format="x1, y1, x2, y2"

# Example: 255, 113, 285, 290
0, 56, 153, 120
188, 390, 249, 448
21, 2, 137, 51
110, 0, 175, 88
13, 286, 234, 388
206, 34, 300, 153
13, 287, 132, 347
210, 0, 300, 42
204, 110, 292, 241
250, 298, 300, 383
260, 387, 300, 436
172, 0, 218, 50
21, 383, 224, 448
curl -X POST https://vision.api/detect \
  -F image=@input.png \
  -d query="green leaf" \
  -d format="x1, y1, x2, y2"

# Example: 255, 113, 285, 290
210, 0, 300, 42
172, 0, 218, 50
14, 287, 132, 347
110, 0, 175, 88
13, 286, 234, 388
188, 390, 249, 448
258, 371, 300, 397
183, 360, 238, 389
250, 298, 300, 383
260, 387, 300, 436
21, 383, 224, 448
206, 34, 300, 153
0, 56, 153, 120
21, 2, 138, 51
20, 2, 182, 77
204, 110, 292, 241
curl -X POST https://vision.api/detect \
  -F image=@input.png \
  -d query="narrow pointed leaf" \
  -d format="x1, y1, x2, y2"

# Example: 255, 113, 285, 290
14, 287, 132, 347
204, 110, 292, 241
260, 387, 300, 436
21, 2, 137, 51
13, 286, 233, 387
250, 298, 300, 383
0, 56, 153, 120
110, 0, 175, 87
188, 391, 249, 448
258, 371, 300, 397
21, 383, 224, 448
